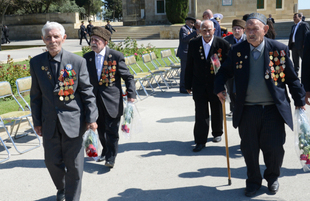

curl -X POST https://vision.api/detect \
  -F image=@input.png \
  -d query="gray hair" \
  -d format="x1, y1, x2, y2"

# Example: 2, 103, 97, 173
200, 20, 214, 29
42, 21, 65, 37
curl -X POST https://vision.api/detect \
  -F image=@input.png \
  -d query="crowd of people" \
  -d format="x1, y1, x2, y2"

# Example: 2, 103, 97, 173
27, 10, 310, 201
177, 9, 310, 198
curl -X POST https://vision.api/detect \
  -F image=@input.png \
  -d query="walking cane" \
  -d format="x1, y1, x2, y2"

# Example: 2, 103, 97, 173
222, 97, 232, 185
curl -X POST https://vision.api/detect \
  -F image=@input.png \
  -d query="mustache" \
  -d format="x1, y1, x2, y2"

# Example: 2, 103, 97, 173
91, 44, 97, 47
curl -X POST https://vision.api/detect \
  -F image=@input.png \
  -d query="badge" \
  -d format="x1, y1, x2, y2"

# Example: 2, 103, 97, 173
274, 57, 278, 62
265, 74, 270, 79
201, 57, 204, 60
274, 51, 279, 57
70, 94, 75, 99
237, 52, 241, 57
65, 64, 73, 71
275, 66, 280, 71
270, 56, 273, 60
211, 71, 214, 74
282, 78, 285, 82
109, 54, 112, 58
89, 58, 92, 61
275, 82, 278, 86
41, 66, 45, 70
245, 55, 248, 59
48, 74, 52, 79
45, 67, 48, 71
200, 46, 202, 49
239, 65, 242, 68
112, 60, 117, 65
280, 50, 286, 57
65, 96, 69, 101
236, 65, 239, 69
240, 61, 243, 64
281, 57, 285, 62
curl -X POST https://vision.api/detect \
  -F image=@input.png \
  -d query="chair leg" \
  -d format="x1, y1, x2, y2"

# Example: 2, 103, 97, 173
0, 136, 10, 163
3, 118, 41, 154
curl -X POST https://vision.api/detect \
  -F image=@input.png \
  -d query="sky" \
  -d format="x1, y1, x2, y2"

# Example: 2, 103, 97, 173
298, 0, 310, 10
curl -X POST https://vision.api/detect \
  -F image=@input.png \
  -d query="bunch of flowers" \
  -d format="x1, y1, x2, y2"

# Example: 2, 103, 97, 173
120, 101, 142, 139
83, 129, 100, 160
121, 102, 134, 134
295, 108, 310, 172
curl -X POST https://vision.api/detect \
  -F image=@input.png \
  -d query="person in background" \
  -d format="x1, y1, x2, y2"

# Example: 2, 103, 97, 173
202, 9, 221, 37
265, 19, 276, 39
268, 14, 275, 23
105, 20, 117, 34
214, 13, 227, 37
80, 21, 90, 46
176, 16, 198, 94
2, 25, 10, 43
87, 20, 94, 36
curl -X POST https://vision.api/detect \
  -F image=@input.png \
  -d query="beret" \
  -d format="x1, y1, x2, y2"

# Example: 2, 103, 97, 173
91, 26, 111, 41
214, 13, 223, 21
247, 13, 267, 25
232, 19, 246, 29
185, 17, 196, 23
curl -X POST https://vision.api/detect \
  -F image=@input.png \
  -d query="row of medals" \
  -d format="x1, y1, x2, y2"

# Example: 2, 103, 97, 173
198, 47, 223, 75
99, 65, 116, 86
266, 51, 286, 86
58, 69, 77, 101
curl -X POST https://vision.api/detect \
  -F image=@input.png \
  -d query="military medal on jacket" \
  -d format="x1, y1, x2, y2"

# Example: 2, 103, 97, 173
57, 64, 77, 101
99, 54, 117, 86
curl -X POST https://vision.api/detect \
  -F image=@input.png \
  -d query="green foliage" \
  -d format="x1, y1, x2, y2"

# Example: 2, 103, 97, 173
82, 45, 92, 55
0, 55, 31, 94
108, 37, 156, 61
166, 0, 189, 24
75, 0, 103, 17
6, 0, 63, 14
103, 0, 122, 21
49, 0, 85, 13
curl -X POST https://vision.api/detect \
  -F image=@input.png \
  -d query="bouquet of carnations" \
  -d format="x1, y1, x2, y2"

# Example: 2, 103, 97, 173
211, 53, 221, 74
294, 108, 310, 172
83, 129, 100, 161
120, 101, 142, 139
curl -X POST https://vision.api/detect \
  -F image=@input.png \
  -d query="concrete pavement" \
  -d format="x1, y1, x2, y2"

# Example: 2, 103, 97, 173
1, 38, 310, 201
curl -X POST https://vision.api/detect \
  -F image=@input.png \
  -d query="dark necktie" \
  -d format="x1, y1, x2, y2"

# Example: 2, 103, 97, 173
50, 59, 58, 82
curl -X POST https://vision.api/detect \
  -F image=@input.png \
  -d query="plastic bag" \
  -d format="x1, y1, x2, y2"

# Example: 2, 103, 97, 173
83, 129, 100, 161
120, 101, 142, 139
294, 108, 310, 172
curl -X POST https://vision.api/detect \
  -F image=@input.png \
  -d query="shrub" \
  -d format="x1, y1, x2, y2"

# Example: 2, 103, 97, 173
166, 0, 189, 24
0, 55, 31, 94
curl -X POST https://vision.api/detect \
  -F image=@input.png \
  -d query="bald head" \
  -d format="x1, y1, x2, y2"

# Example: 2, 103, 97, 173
195, 19, 202, 30
200, 20, 215, 43
202, 9, 213, 20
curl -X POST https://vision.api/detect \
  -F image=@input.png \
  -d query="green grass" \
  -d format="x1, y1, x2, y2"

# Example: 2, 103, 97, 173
0, 95, 30, 115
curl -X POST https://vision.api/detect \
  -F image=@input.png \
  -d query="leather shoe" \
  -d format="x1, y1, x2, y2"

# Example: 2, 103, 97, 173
193, 143, 205, 152
213, 136, 222, 143
268, 180, 279, 194
244, 185, 261, 197
56, 189, 65, 201
105, 161, 115, 168
97, 154, 106, 162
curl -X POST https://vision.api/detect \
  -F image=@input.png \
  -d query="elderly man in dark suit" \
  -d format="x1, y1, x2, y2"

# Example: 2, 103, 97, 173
202, 9, 221, 37
176, 16, 198, 93
30, 21, 98, 201
224, 19, 246, 116
215, 13, 306, 197
185, 20, 230, 152
84, 27, 135, 168
288, 13, 310, 74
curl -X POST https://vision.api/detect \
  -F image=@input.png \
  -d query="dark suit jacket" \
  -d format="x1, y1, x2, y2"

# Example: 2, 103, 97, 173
214, 38, 305, 130
224, 34, 247, 45
210, 18, 221, 37
301, 32, 310, 91
185, 36, 230, 100
288, 21, 310, 50
176, 25, 197, 60
84, 48, 135, 118
80, 24, 87, 36
30, 49, 98, 139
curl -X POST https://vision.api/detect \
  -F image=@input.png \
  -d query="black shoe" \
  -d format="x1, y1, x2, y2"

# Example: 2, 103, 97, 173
193, 143, 205, 152
268, 180, 279, 194
56, 189, 65, 201
244, 185, 261, 197
97, 154, 105, 162
213, 136, 222, 143
105, 161, 115, 168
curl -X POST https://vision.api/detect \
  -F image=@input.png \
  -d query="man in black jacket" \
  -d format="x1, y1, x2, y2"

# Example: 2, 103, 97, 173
80, 21, 90, 45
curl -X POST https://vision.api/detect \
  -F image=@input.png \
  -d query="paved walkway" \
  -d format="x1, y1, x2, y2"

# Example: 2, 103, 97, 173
1, 38, 310, 201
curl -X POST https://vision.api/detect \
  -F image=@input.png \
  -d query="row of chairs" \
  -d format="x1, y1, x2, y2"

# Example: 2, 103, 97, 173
0, 77, 41, 163
124, 49, 181, 100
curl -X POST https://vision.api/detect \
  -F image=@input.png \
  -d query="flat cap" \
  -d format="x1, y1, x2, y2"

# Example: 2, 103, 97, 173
91, 26, 111, 41
232, 19, 246, 29
185, 17, 196, 23
247, 13, 267, 25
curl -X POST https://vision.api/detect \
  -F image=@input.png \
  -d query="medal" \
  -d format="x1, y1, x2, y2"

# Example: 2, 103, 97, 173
270, 56, 273, 60
65, 96, 69, 101
41, 66, 45, 70
265, 74, 270, 79
70, 94, 75, 99
65, 64, 72, 71
274, 51, 279, 57
45, 67, 48, 71
280, 50, 286, 57
99, 82, 102, 85
59, 96, 64, 101
211, 71, 214, 74
239, 65, 242, 68
236, 65, 239, 69
245, 55, 248, 59
282, 78, 285, 82
237, 52, 241, 57
275, 82, 278, 86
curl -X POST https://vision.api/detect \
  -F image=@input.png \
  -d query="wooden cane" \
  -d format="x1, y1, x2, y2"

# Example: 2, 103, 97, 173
222, 99, 232, 185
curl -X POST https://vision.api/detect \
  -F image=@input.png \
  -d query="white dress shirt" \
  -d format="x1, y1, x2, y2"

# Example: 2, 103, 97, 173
202, 35, 214, 59
95, 47, 106, 81
292, 21, 301, 43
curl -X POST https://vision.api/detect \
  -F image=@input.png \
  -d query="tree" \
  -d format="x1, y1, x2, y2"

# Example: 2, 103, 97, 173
166, 0, 188, 24
75, 0, 103, 18
103, 0, 122, 21
49, 0, 85, 14
0, 0, 13, 51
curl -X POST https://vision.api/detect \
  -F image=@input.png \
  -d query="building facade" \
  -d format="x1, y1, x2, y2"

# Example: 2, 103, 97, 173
122, 0, 301, 25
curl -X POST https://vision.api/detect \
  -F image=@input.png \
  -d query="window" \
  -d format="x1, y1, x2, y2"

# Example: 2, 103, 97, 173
276, 0, 282, 9
257, 0, 264, 9
156, 0, 165, 14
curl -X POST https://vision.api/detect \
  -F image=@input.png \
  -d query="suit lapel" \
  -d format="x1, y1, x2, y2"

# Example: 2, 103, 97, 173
41, 52, 55, 87
87, 51, 98, 84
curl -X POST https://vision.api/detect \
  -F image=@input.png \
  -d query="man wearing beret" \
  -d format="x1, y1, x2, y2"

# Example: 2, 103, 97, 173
177, 16, 198, 94
84, 27, 135, 168
185, 20, 230, 152
224, 19, 247, 117
215, 13, 306, 197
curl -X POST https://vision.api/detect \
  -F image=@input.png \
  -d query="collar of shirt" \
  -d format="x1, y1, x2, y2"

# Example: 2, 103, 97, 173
202, 35, 214, 58
234, 35, 244, 43
250, 39, 265, 53
48, 48, 63, 62
185, 25, 192, 32
95, 47, 106, 58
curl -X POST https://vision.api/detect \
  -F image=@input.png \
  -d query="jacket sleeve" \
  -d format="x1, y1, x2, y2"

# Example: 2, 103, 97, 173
179, 26, 197, 44
302, 32, 310, 91
185, 40, 195, 90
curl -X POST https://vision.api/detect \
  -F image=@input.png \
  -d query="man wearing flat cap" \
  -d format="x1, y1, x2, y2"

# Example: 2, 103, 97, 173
215, 13, 306, 197
84, 27, 136, 168
177, 16, 198, 93
224, 19, 247, 117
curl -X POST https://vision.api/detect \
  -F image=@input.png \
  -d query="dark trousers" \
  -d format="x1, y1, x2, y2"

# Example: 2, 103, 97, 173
291, 44, 304, 74
180, 58, 187, 92
238, 105, 285, 188
43, 118, 84, 201
4, 35, 9, 43
97, 98, 121, 163
80, 34, 89, 45
193, 89, 223, 144
226, 77, 236, 113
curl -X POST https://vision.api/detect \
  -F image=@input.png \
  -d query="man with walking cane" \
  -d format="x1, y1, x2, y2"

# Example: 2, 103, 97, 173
214, 13, 306, 197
